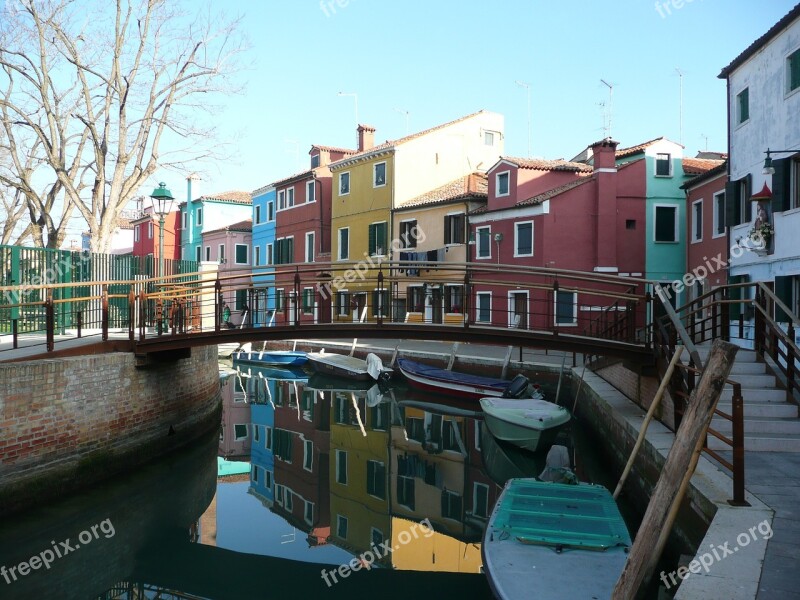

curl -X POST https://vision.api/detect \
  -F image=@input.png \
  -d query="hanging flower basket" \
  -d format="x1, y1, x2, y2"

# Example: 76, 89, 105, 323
748, 223, 774, 246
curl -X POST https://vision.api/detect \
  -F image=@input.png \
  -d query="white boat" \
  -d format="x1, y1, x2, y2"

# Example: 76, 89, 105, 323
306, 351, 392, 381
217, 342, 240, 358
480, 398, 570, 453
482, 478, 631, 600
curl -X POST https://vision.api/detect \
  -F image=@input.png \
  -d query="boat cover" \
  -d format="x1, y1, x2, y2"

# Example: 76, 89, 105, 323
397, 358, 509, 391
492, 479, 631, 551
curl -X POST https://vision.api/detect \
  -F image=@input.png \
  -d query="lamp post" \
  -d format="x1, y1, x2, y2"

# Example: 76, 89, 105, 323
150, 182, 175, 282
763, 148, 800, 174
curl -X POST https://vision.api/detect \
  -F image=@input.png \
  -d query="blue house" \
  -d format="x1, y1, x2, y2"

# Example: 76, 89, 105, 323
251, 184, 277, 326
178, 188, 252, 263
248, 381, 276, 508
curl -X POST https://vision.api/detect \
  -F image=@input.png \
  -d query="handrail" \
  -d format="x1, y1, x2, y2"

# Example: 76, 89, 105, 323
757, 281, 800, 326
653, 283, 703, 369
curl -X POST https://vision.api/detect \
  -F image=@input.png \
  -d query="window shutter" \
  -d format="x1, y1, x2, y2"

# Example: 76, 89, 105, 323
444, 215, 452, 245
771, 158, 790, 213
775, 276, 793, 323
726, 181, 739, 227
288, 238, 294, 263
745, 174, 753, 222
368, 223, 376, 255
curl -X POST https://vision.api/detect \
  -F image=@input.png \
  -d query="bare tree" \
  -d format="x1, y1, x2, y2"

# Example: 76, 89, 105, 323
0, 0, 245, 250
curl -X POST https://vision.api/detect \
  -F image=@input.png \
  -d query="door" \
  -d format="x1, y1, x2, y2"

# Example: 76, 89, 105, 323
510, 292, 528, 329
288, 292, 297, 326
352, 292, 367, 323
431, 288, 443, 324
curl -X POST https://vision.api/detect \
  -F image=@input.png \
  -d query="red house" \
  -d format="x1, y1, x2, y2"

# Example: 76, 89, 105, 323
468, 139, 647, 332
131, 205, 181, 264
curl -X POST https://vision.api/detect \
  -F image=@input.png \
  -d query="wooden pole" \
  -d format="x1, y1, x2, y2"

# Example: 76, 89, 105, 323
613, 346, 683, 499
612, 339, 738, 599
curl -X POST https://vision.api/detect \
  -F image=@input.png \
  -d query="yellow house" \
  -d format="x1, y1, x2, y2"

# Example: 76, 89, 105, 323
390, 516, 483, 573
328, 391, 392, 561
392, 173, 488, 324
328, 111, 504, 322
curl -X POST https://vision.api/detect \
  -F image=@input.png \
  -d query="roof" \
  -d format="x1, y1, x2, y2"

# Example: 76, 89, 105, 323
396, 173, 488, 210
680, 160, 728, 190
498, 157, 593, 173
615, 136, 668, 158
311, 144, 357, 154
719, 3, 800, 78
328, 110, 490, 169
203, 219, 252, 235
270, 167, 317, 189
682, 157, 725, 176
192, 190, 252, 204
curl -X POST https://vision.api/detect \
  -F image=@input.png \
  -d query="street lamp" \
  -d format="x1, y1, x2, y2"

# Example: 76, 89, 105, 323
763, 148, 800, 174
150, 182, 175, 282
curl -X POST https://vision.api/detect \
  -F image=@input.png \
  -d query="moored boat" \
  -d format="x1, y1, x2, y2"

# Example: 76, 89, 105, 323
480, 398, 570, 453
233, 349, 308, 367
306, 351, 392, 381
482, 478, 631, 600
397, 358, 539, 400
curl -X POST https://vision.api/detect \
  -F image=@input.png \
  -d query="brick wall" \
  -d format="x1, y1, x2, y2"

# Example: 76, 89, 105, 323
0, 345, 221, 515
596, 362, 677, 431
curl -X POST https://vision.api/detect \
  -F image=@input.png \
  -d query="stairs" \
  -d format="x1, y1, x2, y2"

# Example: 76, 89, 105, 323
684, 346, 800, 452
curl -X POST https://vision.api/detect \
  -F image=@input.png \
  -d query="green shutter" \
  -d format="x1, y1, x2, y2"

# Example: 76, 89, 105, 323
726, 181, 739, 227
744, 175, 753, 223
368, 223, 376, 255
771, 158, 791, 213
775, 276, 793, 323
288, 238, 294, 263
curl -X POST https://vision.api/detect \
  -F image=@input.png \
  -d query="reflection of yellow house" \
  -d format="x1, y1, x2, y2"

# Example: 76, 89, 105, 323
328, 111, 504, 322
390, 516, 482, 573
392, 173, 488, 324
328, 392, 392, 560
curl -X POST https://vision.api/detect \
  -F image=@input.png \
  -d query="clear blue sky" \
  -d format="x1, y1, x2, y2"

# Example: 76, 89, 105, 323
186, 0, 798, 197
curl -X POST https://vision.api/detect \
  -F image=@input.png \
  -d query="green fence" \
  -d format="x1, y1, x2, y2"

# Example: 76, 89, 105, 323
0, 245, 198, 334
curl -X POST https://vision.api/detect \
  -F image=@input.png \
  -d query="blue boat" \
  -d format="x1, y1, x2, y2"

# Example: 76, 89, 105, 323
233, 349, 308, 367
483, 478, 631, 600
233, 362, 309, 382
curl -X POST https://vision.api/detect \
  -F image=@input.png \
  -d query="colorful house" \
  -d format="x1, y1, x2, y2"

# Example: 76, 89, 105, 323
271, 144, 356, 326
391, 173, 488, 324
719, 3, 800, 327
131, 205, 181, 264
219, 374, 251, 460
250, 185, 276, 327
202, 219, 252, 325
178, 189, 252, 263
328, 111, 504, 322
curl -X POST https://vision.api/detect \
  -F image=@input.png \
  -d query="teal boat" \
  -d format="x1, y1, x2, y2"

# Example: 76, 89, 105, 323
482, 479, 630, 600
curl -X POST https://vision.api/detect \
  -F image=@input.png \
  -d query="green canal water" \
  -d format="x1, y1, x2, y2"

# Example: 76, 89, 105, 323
0, 363, 655, 600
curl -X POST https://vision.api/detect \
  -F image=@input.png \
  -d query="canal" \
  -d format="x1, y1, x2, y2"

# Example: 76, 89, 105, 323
0, 358, 656, 600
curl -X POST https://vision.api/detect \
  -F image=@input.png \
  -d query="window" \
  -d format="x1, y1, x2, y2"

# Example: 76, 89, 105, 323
442, 419, 461, 451
134, 224, 140, 242
304, 501, 314, 525
276, 289, 284, 311
445, 285, 463, 313
626, 219, 636, 230
254, 245, 261, 266
372, 289, 390, 318
737, 88, 749, 124
255, 205, 261, 224
371, 528, 384, 547
235, 244, 248, 264
339, 172, 350, 195
219, 244, 225, 262
182, 212, 187, 230
514, 221, 533, 256
655, 153, 672, 177
374, 162, 386, 187
303, 288, 314, 314
285, 490, 294, 512
476, 292, 491, 322
235, 289, 247, 310
286, 187, 295, 207
397, 476, 415, 510
336, 515, 348, 539
366, 460, 386, 499
196, 207, 202, 226
406, 417, 425, 443
234, 424, 248, 440
337, 291, 350, 316
273, 428, 293, 461
654, 205, 678, 242
368, 221, 387, 256
303, 439, 313, 472
266, 243, 273, 265
792, 158, 800, 210
408, 286, 424, 313
692, 200, 703, 243
267, 201, 274, 221
496, 171, 510, 196
195, 246, 201, 262
274, 237, 294, 265
278, 190, 286, 210
399, 220, 418, 249
555, 290, 577, 326
335, 449, 347, 485
205, 246, 211, 261
311, 153, 320, 168
476, 226, 491, 259
148, 222, 153, 239
789, 48, 800, 93
484, 131, 495, 145
713, 192, 726, 236
444, 213, 465, 244
441, 490, 462, 520
265, 426, 272, 450
265, 469, 272, 490
253, 424, 260, 443
306, 180, 315, 203
304, 231, 315, 263
473, 483, 489, 518
252, 465, 259, 483
371, 403, 388, 431
338, 228, 349, 260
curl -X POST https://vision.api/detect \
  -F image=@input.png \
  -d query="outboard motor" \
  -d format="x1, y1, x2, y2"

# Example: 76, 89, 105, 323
501, 374, 532, 399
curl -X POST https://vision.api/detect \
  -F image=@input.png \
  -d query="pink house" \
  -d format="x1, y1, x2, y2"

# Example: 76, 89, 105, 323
468, 139, 647, 332
219, 374, 251, 460
202, 219, 252, 326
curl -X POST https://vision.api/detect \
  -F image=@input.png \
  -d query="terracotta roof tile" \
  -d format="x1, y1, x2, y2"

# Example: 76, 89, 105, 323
396, 173, 488, 210
270, 168, 318, 189
500, 156, 593, 173
682, 157, 725, 176
311, 144, 358, 154
681, 160, 728, 190
517, 177, 594, 207
615, 137, 667, 158
719, 4, 800, 78
204, 219, 252, 235
328, 110, 489, 169
200, 190, 252, 204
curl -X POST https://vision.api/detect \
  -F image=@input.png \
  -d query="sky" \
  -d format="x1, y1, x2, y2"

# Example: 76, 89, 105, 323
56, 0, 800, 239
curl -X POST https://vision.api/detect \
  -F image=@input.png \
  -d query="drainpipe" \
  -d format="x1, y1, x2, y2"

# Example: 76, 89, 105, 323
315, 172, 324, 254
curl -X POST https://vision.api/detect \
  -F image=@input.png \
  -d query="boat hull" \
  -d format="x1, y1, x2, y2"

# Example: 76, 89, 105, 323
480, 398, 571, 453
397, 358, 508, 400
233, 350, 308, 367
306, 353, 392, 381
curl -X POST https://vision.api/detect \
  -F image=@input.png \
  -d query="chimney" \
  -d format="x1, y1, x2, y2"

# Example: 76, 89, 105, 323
590, 138, 619, 271
357, 124, 376, 152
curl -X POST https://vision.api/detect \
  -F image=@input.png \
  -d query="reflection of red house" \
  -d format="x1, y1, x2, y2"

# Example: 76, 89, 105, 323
468, 139, 647, 333
272, 381, 331, 544
131, 206, 181, 260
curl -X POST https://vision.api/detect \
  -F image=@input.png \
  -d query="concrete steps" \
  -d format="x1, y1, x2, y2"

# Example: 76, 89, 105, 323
683, 346, 800, 452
